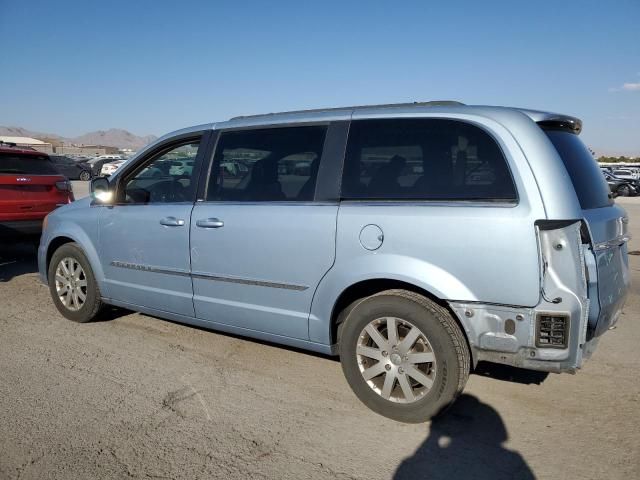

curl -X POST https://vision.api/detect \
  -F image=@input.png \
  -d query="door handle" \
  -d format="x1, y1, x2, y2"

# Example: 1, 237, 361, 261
196, 218, 224, 228
159, 216, 185, 227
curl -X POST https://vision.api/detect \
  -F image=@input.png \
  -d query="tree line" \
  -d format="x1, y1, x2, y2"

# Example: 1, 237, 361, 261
597, 156, 639, 163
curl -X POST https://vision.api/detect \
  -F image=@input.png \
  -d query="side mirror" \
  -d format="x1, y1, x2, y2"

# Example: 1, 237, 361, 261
90, 176, 114, 204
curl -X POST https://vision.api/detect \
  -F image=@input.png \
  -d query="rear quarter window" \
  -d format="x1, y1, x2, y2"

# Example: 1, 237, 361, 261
0, 153, 59, 175
543, 130, 612, 209
341, 119, 517, 201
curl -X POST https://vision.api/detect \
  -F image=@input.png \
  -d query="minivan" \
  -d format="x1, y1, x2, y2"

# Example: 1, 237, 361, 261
38, 102, 630, 423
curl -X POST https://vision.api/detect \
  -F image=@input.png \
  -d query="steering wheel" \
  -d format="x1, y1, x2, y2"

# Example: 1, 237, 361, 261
149, 179, 188, 203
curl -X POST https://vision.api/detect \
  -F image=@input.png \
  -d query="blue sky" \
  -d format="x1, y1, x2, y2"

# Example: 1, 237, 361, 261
1, 0, 638, 155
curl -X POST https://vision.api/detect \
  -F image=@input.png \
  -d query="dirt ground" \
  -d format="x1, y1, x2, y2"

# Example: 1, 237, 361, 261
1, 198, 638, 480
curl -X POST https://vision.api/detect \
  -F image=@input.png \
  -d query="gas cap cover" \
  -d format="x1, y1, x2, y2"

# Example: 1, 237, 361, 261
359, 224, 384, 251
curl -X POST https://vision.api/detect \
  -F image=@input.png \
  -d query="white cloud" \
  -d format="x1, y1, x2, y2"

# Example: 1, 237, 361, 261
609, 81, 640, 92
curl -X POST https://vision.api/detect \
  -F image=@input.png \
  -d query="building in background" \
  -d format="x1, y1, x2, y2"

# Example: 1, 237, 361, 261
56, 144, 119, 156
0, 136, 53, 153
0, 136, 123, 157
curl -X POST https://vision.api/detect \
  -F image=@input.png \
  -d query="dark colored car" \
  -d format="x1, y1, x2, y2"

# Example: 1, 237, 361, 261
603, 171, 637, 197
86, 158, 116, 177
0, 146, 74, 238
50, 155, 93, 181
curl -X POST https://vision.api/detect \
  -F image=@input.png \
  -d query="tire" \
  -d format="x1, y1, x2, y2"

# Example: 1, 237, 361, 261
48, 242, 103, 323
79, 170, 91, 181
617, 184, 631, 197
338, 289, 470, 423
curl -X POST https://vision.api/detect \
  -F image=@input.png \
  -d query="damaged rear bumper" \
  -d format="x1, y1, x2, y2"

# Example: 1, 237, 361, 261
449, 220, 622, 374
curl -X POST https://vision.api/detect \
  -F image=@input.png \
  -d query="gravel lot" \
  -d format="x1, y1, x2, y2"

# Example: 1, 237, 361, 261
1, 197, 639, 480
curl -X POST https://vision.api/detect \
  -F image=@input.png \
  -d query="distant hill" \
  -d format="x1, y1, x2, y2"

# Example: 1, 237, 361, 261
0, 126, 64, 142
0, 125, 157, 150
72, 129, 157, 150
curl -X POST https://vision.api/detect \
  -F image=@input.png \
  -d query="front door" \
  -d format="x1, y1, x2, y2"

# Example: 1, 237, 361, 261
99, 138, 203, 316
190, 125, 338, 340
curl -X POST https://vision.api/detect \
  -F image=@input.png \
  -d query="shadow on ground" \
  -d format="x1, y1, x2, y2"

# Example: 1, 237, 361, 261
473, 361, 549, 385
0, 241, 39, 282
394, 394, 535, 480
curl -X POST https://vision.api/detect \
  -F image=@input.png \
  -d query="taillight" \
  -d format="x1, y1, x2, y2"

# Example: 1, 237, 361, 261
55, 180, 74, 202
55, 180, 71, 191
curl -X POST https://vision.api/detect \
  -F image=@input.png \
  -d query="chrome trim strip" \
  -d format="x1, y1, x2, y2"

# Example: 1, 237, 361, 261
110, 261, 308, 291
191, 272, 308, 291
110, 261, 191, 277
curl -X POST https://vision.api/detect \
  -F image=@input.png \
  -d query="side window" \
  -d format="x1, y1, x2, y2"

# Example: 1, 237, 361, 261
341, 119, 516, 201
206, 126, 327, 202
123, 140, 200, 204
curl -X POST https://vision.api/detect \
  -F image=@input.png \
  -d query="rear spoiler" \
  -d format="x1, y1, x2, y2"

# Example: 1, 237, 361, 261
517, 109, 583, 134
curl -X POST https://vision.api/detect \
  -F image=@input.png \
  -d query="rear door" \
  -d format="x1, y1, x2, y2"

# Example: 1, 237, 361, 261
189, 123, 344, 340
544, 129, 630, 338
0, 152, 69, 221
98, 135, 207, 316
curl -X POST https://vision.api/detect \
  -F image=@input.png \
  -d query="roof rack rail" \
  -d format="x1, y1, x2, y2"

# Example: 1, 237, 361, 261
230, 100, 465, 120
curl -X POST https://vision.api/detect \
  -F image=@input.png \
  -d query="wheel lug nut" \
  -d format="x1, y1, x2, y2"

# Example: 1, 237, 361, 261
398, 367, 404, 374
403, 356, 408, 362
385, 364, 391, 371
381, 351, 388, 357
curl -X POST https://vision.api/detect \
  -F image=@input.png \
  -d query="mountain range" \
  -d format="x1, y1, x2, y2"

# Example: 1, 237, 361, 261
0, 126, 157, 150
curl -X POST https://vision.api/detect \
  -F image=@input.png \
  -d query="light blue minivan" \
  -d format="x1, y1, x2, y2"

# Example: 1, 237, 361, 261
39, 102, 630, 422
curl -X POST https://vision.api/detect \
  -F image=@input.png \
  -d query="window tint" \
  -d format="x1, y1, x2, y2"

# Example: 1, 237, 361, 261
207, 126, 327, 202
124, 141, 200, 204
0, 153, 59, 175
341, 119, 516, 201
544, 129, 612, 209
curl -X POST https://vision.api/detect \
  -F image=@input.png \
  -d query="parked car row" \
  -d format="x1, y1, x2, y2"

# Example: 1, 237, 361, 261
601, 167, 640, 196
601, 166, 640, 180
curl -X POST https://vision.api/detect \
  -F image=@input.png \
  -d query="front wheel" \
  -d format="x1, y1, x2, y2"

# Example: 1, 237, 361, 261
617, 184, 631, 197
79, 170, 91, 181
338, 289, 470, 423
48, 242, 103, 323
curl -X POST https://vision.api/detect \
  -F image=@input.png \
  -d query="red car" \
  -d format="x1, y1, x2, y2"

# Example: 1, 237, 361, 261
0, 144, 74, 238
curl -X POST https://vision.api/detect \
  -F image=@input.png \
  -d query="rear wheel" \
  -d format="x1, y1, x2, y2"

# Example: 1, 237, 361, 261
48, 243, 103, 323
79, 170, 91, 181
338, 289, 469, 423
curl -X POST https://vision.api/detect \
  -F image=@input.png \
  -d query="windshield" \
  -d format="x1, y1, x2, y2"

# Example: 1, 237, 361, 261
543, 129, 613, 209
0, 153, 59, 175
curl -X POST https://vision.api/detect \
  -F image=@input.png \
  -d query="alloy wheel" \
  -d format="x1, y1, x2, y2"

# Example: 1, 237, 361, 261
54, 257, 88, 311
356, 317, 437, 404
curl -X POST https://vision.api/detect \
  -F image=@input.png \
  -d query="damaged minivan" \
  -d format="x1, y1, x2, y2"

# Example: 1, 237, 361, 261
38, 102, 630, 423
